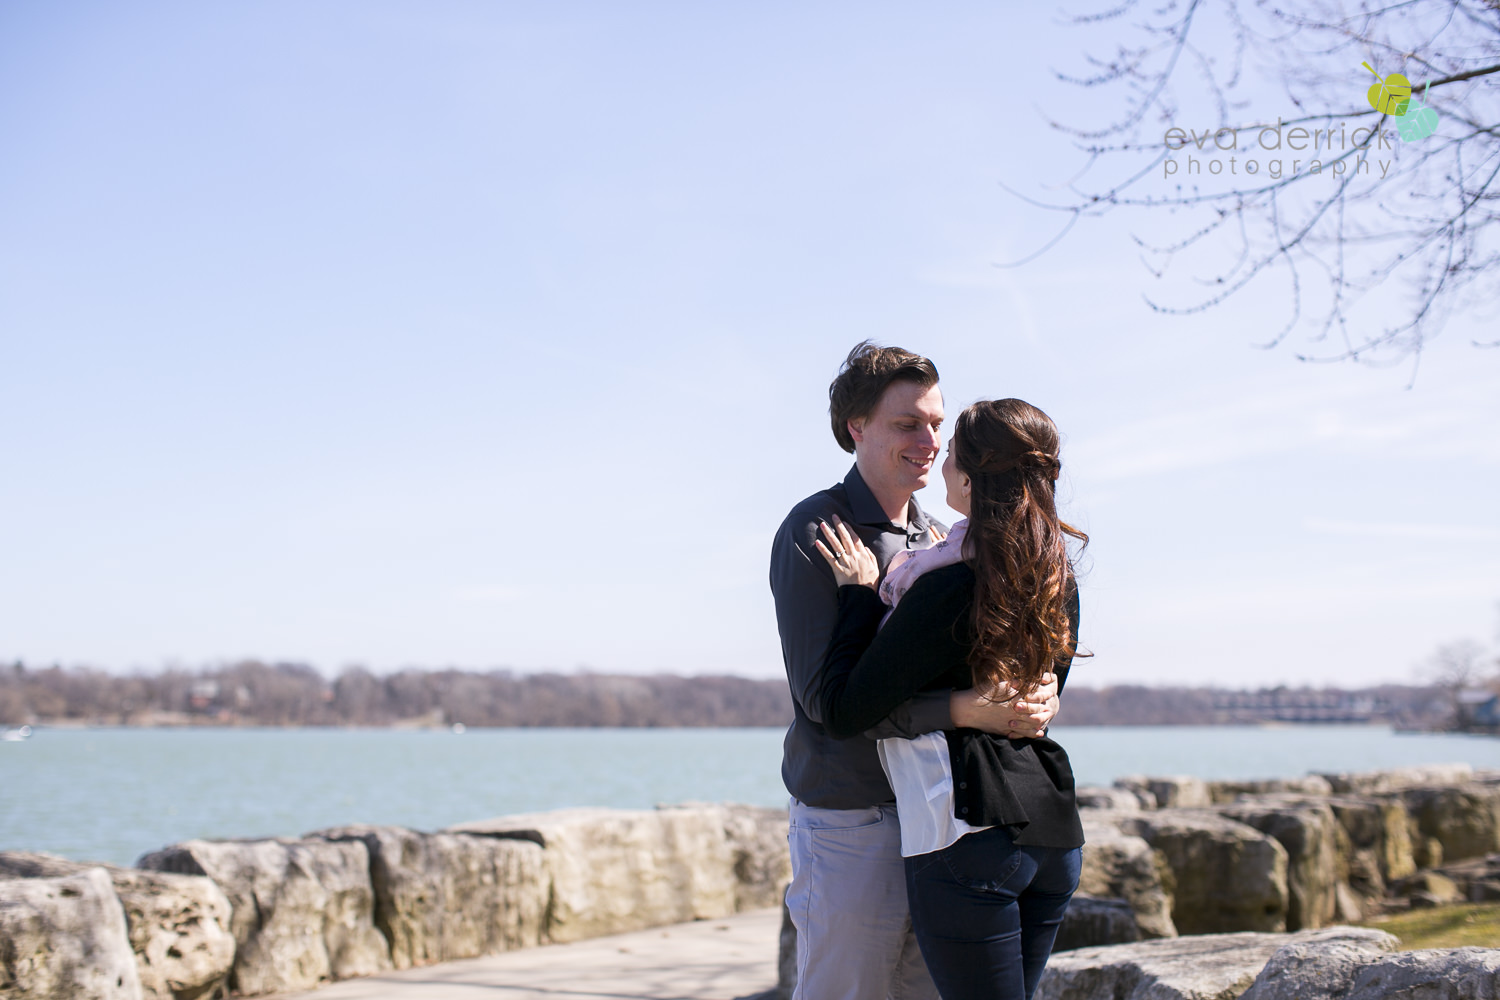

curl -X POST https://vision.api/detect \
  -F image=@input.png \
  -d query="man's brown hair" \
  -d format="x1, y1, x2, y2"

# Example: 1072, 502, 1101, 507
827, 340, 940, 453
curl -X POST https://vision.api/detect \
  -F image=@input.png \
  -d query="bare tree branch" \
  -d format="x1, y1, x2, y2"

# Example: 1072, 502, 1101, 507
1016, 0, 1500, 367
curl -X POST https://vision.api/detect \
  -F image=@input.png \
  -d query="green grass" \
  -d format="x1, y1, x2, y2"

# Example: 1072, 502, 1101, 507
1362, 903, 1500, 949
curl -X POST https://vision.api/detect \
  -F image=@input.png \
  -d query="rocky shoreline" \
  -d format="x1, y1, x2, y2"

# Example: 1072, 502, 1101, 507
2, 764, 1498, 999
1029, 761, 1500, 999
0, 804, 790, 999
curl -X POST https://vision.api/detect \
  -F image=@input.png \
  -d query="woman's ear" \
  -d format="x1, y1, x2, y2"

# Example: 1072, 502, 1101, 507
961, 475, 971, 498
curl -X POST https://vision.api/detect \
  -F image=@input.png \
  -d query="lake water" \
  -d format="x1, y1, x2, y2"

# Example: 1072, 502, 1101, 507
4, 724, 1499, 867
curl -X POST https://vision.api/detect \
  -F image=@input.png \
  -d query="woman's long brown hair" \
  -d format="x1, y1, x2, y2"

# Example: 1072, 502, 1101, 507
953, 399, 1088, 700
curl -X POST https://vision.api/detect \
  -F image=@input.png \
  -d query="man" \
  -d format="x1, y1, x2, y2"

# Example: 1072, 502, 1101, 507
771, 341, 1058, 1000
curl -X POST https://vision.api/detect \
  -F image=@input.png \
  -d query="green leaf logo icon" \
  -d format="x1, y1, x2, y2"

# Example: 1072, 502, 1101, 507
1362, 62, 1412, 115
1396, 98, 1440, 142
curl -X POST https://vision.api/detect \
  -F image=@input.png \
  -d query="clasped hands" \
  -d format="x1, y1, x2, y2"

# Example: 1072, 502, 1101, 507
814, 517, 1058, 740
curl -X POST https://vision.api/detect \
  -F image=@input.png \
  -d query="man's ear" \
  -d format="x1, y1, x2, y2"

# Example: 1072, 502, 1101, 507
847, 417, 866, 444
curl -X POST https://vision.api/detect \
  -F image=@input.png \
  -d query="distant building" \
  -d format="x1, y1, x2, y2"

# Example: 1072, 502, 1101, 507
1458, 688, 1500, 731
189, 679, 221, 711
1210, 687, 1385, 724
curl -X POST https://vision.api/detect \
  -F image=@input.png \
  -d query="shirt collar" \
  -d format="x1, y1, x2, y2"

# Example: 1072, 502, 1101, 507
842, 463, 934, 540
907, 501, 933, 538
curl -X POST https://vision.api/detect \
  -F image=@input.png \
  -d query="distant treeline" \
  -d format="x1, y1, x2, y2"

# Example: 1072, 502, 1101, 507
1055, 683, 1453, 731
0, 662, 794, 728
0, 660, 1458, 730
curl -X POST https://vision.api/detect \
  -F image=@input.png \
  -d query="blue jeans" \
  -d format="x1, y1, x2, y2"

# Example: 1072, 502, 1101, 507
904, 826, 1081, 1000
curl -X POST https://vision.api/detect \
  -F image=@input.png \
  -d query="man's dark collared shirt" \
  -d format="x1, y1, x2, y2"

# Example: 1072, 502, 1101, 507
770, 464, 952, 809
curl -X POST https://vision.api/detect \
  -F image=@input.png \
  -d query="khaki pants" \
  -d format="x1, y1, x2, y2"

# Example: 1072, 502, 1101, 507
786, 799, 939, 1000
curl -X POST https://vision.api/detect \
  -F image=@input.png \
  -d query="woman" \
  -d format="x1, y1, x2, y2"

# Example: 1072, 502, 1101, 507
811, 397, 1086, 1000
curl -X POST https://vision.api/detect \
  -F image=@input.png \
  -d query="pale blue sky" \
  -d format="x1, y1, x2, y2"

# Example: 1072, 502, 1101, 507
3, 1, 1496, 687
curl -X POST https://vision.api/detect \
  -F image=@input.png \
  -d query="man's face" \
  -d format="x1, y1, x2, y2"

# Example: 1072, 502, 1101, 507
848, 380, 945, 502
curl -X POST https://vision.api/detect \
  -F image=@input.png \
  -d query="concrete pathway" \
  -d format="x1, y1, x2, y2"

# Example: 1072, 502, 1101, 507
268, 907, 782, 1000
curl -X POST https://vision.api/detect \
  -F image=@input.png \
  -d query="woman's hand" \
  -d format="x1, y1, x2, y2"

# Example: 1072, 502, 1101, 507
950, 672, 1059, 739
1008, 674, 1060, 739
813, 517, 879, 589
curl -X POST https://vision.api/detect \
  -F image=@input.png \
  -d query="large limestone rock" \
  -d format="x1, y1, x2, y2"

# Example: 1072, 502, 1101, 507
1116, 776, 1213, 809
0, 851, 234, 1000
718, 804, 793, 912
137, 838, 390, 996
1326, 796, 1416, 905
1078, 786, 1148, 812
1238, 926, 1399, 1000
1208, 776, 1334, 804
1037, 927, 1383, 1000
449, 805, 740, 943
1121, 810, 1289, 934
1317, 764, 1473, 795
1413, 831, 1446, 870
1391, 870, 1465, 908
1078, 815, 1177, 940
1054, 893, 1142, 952
1396, 783, 1500, 862
1433, 852, 1500, 902
311, 825, 545, 969
1344, 947, 1500, 1000
1217, 798, 1339, 930
1333, 882, 1367, 924
0, 867, 143, 1000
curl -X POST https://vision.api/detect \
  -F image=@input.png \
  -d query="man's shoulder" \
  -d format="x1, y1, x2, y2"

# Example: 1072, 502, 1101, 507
774, 483, 850, 542
770, 484, 849, 594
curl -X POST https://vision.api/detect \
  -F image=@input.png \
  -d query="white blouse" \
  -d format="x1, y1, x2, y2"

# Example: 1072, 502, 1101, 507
877, 732, 994, 857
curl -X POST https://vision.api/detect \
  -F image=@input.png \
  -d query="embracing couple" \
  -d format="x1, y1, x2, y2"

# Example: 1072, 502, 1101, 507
770, 342, 1087, 1000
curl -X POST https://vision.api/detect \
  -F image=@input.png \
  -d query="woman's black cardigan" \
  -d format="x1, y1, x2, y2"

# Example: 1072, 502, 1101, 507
817, 561, 1084, 849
